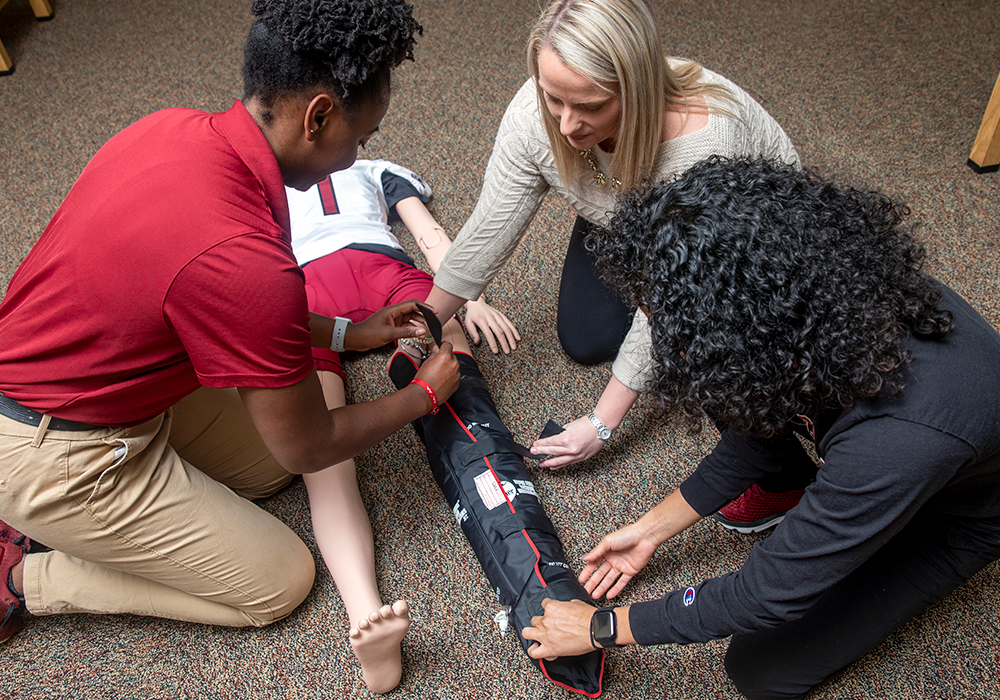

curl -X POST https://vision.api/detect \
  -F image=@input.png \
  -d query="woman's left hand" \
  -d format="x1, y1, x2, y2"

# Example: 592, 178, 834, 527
464, 298, 521, 354
530, 415, 605, 469
522, 598, 596, 661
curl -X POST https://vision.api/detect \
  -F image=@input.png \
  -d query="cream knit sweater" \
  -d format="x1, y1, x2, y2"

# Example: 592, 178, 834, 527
436, 65, 800, 390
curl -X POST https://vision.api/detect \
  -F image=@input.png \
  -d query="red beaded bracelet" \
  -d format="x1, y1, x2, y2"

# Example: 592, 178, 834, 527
410, 378, 439, 415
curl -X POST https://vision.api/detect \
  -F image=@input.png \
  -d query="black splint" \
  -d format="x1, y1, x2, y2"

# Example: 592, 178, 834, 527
389, 352, 604, 697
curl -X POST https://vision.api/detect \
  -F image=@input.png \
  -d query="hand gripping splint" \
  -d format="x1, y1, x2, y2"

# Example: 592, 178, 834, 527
389, 352, 604, 696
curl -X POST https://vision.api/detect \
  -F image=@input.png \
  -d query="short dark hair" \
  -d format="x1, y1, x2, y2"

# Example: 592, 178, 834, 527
242, 0, 422, 122
588, 156, 954, 436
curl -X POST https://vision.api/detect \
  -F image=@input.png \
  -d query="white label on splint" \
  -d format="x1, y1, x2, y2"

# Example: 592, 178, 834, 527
513, 479, 538, 499
475, 470, 507, 510
452, 500, 469, 526
494, 606, 511, 637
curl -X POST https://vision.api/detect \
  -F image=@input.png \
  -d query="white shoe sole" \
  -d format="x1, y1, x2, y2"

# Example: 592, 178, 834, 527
715, 514, 786, 534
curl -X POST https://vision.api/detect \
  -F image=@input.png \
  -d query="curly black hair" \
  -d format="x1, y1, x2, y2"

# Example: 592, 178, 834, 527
588, 156, 954, 436
243, 0, 422, 121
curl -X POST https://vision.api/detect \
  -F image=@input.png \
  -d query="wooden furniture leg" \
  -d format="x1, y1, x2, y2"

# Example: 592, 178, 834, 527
0, 0, 53, 75
0, 0, 11, 75
968, 71, 1000, 173
0, 40, 12, 75
27, 0, 52, 18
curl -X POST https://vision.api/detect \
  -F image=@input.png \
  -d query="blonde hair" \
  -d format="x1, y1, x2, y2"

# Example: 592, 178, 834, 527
526, 0, 732, 191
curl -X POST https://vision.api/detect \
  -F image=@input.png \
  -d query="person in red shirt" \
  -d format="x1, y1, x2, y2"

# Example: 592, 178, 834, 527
0, 0, 459, 669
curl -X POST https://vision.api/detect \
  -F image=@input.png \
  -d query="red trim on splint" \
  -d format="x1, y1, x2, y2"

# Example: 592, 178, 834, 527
521, 530, 546, 588
407, 353, 603, 696
446, 400, 475, 438
540, 652, 606, 698
444, 401, 547, 588
485, 457, 516, 514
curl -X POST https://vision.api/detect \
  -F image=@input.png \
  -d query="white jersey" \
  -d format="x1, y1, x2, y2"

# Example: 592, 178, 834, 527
285, 159, 432, 266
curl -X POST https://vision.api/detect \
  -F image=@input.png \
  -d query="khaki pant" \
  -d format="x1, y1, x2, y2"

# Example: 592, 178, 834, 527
0, 387, 315, 627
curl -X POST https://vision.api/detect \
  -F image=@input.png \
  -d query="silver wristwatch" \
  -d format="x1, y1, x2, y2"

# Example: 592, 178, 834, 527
587, 411, 612, 441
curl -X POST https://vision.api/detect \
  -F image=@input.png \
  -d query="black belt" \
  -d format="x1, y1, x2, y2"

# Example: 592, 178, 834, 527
0, 392, 107, 432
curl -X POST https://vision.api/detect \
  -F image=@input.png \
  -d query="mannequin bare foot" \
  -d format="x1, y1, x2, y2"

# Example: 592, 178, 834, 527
350, 600, 411, 694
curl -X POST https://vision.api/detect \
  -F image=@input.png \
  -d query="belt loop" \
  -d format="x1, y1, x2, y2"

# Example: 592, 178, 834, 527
31, 414, 52, 448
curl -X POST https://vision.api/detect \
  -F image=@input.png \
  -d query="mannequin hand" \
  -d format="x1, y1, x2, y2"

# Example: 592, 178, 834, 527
579, 523, 657, 600
464, 298, 520, 354
530, 415, 605, 469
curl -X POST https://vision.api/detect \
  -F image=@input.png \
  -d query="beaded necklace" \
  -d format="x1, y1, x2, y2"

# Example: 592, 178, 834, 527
579, 149, 620, 189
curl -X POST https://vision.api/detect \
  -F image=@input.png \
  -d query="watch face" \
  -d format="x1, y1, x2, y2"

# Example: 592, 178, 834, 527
588, 412, 611, 441
592, 609, 616, 643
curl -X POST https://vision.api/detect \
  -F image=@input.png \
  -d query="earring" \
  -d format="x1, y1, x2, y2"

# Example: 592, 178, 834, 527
310, 129, 315, 134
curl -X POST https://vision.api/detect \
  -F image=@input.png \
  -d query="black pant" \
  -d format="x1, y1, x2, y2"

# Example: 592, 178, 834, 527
557, 216, 632, 365
725, 512, 1000, 700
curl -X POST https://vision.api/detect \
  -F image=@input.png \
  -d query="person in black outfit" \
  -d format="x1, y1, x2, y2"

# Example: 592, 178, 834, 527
521, 157, 1000, 700
557, 217, 634, 364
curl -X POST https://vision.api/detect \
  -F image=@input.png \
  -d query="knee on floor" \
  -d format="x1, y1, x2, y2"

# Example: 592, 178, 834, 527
557, 328, 620, 365
724, 636, 807, 700
245, 539, 316, 627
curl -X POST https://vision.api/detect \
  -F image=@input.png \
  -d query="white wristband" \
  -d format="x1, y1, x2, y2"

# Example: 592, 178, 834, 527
330, 316, 351, 353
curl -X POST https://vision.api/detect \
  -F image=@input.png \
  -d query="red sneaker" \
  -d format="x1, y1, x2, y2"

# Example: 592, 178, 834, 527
713, 483, 805, 534
1, 541, 26, 644
0, 518, 31, 552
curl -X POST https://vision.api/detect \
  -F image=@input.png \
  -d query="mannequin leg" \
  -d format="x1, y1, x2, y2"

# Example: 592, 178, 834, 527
303, 370, 409, 694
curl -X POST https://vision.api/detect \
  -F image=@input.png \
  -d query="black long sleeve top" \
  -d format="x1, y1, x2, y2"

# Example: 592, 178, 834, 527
629, 284, 1000, 645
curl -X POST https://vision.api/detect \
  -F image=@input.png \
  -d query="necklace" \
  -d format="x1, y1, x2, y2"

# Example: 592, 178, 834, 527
579, 149, 620, 189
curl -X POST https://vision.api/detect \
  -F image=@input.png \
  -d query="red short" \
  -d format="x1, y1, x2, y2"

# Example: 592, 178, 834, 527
302, 248, 433, 381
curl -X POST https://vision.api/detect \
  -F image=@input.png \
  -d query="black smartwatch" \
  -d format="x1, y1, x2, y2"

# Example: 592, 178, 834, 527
590, 606, 619, 649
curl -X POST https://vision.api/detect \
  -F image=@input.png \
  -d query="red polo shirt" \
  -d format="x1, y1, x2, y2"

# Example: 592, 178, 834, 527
0, 101, 314, 426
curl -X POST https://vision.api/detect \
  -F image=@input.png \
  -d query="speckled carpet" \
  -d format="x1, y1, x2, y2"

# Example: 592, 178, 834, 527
1, 0, 998, 698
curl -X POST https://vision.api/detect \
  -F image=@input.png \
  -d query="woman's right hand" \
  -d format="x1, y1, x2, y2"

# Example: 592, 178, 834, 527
530, 414, 605, 469
578, 524, 659, 600
413, 341, 460, 406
